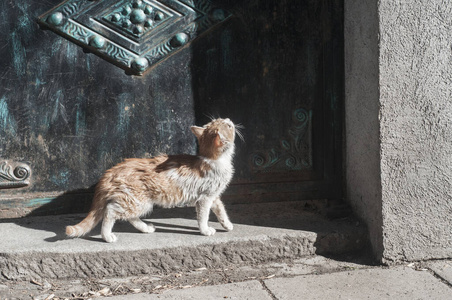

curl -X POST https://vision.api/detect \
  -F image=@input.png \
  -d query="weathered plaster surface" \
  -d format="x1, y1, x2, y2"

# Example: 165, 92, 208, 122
344, 0, 383, 259
346, 0, 452, 262
379, 0, 452, 261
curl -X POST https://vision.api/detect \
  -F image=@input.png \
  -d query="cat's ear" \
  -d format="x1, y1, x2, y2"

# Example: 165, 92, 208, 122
191, 126, 205, 139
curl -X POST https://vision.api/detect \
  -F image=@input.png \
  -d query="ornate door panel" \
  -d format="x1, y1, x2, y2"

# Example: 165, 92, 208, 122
192, 0, 344, 203
0, 0, 343, 217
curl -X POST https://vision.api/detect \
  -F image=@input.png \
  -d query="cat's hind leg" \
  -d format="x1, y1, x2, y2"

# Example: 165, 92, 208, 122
211, 197, 233, 231
102, 203, 118, 243
129, 218, 155, 233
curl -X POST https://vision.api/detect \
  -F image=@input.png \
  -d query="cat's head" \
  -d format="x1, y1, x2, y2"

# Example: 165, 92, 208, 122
191, 118, 237, 160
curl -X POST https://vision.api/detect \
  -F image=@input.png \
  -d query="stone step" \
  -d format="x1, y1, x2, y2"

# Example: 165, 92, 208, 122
0, 201, 367, 280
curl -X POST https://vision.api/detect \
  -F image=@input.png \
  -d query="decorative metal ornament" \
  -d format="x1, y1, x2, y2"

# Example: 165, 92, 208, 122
252, 108, 313, 172
0, 161, 31, 189
38, 0, 231, 75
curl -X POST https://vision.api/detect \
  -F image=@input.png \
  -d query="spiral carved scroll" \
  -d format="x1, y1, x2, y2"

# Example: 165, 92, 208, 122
0, 161, 31, 189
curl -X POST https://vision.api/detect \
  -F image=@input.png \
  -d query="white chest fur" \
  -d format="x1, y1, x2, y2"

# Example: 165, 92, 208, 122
166, 149, 234, 204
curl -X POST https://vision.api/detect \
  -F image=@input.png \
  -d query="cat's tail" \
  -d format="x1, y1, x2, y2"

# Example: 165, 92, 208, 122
66, 208, 104, 238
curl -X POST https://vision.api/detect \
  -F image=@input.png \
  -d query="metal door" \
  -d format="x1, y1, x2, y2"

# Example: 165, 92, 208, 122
0, 0, 343, 217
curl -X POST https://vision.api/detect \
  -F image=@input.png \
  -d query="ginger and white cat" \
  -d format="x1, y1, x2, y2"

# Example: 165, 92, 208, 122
66, 118, 240, 243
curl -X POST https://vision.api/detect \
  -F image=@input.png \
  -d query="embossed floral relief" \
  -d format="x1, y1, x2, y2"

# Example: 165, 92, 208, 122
251, 108, 312, 172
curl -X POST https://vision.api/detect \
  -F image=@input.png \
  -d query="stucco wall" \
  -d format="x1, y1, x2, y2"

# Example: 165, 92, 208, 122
379, 0, 452, 261
346, 0, 452, 262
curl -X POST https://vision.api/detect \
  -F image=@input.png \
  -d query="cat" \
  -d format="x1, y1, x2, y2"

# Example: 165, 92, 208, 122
66, 118, 241, 243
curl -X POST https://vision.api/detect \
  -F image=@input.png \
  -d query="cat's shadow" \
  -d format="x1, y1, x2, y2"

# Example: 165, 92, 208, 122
63, 221, 203, 243
40, 214, 210, 243
42, 220, 203, 243
5, 195, 215, 244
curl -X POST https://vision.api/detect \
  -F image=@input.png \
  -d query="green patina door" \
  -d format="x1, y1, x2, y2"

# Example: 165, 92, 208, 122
0, 0, 343, 217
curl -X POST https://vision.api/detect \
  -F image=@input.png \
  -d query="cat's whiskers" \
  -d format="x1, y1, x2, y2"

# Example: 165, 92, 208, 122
234, 126, 245, 143
203, 113, 215, 122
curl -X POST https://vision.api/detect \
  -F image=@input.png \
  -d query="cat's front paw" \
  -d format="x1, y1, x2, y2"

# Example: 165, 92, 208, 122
103, 233, 118, 243
200, 227, 216, 236
142, 224, 156, 233
222, 221, 234, 231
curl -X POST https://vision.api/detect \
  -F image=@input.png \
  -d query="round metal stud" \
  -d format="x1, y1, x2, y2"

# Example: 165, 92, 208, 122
111, 13, 121, 22
170, 32, 189, 48
89, 35, 106, 49
122, 19, 132, 28
132, 0, 143, 9
47, 12, 64, 26
144, 19, 153, 28
154, 11, 164, 21
144, 5, 153, 15
133, 25, 144, 34
130, 9, 146, 24
132, 57, 149, 73
211, 8, 226, 21
122, 6, 132, 15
